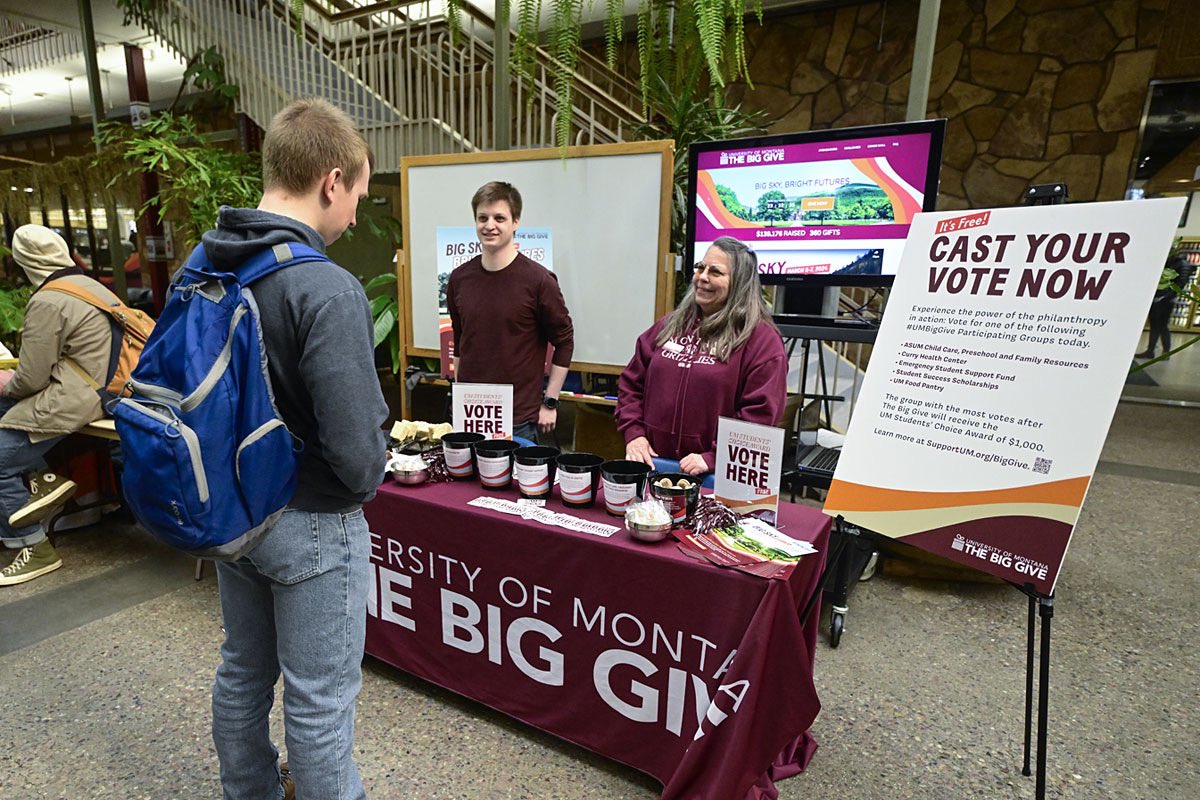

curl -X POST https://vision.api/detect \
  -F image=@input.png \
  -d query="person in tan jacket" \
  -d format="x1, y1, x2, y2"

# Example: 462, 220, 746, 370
0, 224, 117, 586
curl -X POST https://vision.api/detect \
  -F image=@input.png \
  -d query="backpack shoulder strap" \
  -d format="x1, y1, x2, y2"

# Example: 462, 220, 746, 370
41, 278, 119, 316
237, 242, 331, 285
41, 279, 152, 339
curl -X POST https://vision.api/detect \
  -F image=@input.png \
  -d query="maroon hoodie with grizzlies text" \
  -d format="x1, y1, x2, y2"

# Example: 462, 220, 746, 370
616, 317, 788, 471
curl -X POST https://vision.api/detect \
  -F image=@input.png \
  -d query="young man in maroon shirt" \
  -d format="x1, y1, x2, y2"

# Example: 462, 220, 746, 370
446, 182, 574, 442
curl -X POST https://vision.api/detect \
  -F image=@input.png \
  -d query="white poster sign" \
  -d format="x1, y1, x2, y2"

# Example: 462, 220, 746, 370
824, 198, 1186, 596
714, 416, 785, 521
452, 383, 513, 439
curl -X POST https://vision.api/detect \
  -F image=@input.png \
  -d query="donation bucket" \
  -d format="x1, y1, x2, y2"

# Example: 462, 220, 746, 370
600, 460, 652, 516
441, 432, 485, 478
556, 453, 604, 508
648, 472, 701, 524
514, 446, 560, 499
475, 439, 520, 489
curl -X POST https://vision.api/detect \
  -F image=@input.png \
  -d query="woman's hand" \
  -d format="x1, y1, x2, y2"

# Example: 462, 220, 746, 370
625, 436, 658, 466
679, 453, 709, 476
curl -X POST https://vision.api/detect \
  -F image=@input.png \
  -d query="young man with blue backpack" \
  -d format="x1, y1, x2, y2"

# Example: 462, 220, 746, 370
124, 99, 387, 800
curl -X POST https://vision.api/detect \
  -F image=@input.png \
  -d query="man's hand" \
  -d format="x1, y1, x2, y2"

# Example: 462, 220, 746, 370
538, 406, 557, 433
0, 369, 12, 395
625, 436, 658, 466
679, 453, 709, 476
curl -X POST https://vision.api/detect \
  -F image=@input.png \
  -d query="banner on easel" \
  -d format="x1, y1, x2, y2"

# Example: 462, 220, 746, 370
714, 416, 784, 521
452, 383, 513, 439
823, 198, 1185, 596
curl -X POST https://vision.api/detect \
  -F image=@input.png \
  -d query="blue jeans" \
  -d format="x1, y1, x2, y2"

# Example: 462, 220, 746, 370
212, 507, 371, 800
513, 420, 540, 446
0, 396, 63, 549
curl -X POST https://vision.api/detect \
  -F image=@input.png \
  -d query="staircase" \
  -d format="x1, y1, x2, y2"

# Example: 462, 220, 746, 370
0, 18, 82, 77
128, 0, 645, 171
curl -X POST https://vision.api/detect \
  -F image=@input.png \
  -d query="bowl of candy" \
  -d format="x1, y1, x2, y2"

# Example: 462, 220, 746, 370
648, 472, 700, 523
387, 452, 430, 485
624, 499, 674, 543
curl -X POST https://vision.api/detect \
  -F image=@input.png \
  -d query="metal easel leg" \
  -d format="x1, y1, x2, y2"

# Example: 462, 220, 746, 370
1023, 593, 1035, 776
1036, 595, 1054, 800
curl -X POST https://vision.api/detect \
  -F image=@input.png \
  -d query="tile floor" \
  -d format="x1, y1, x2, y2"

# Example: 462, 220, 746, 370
0, 402, 1196, 800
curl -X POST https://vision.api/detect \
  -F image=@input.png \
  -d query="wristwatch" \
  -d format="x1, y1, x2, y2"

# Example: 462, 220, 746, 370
541, 394, 559, 410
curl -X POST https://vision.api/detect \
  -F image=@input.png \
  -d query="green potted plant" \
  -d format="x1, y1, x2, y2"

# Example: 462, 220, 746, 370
0, 279, 32, 354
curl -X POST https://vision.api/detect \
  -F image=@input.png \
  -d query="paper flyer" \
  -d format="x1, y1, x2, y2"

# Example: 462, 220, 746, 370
714, 416, 784, 521
673, 519, 817, 580
823, 198, 1186, 595
452, 383, 513, 439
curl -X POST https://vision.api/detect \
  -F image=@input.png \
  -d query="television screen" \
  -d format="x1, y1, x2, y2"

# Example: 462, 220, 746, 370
685, 120, 946, 288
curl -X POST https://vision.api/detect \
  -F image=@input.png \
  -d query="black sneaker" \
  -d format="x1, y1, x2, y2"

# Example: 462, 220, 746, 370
1134, 350, 1154, 359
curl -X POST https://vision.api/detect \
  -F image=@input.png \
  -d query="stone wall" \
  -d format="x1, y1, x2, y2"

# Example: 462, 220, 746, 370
727, 0, 1172, 210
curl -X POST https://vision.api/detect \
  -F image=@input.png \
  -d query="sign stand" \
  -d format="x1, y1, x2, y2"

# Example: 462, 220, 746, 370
998, 181, 1067, 800
1011, 583, 1055, 800
1008, 181, 1065, 800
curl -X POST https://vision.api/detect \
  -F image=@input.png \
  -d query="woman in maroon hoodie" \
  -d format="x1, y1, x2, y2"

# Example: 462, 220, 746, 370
617, 236, 787, 476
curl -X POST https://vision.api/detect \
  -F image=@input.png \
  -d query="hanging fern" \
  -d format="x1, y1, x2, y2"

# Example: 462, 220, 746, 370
693, 0, 728, 89
550, 0, 584, 149
290, 0, 305, 37
729, 0, 748, 80
636, 0, 655, 114
446, 0, 464, 47
603, 0, 624, 69
513, 0, 543, 99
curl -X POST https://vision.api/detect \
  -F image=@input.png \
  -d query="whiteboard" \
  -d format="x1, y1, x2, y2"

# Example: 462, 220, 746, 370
401, 142, 674, 371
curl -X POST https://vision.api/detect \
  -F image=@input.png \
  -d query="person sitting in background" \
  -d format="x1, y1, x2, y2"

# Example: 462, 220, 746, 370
617, 235, 787, 476
0, 224, 120, 586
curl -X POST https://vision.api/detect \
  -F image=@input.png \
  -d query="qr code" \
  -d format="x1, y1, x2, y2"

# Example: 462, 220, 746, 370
1033, 457, 1052, 474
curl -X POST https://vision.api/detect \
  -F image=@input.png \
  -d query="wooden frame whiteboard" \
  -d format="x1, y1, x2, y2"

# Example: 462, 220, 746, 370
398, 140, 675, 378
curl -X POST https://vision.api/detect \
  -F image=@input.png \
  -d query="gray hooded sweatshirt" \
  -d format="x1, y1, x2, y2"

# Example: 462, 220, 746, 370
201, 207, 388, 512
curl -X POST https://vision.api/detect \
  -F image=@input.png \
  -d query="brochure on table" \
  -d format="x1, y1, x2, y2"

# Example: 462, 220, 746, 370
436, 226, 554, 378
823, 198, 1185, 596
452, 383, 513, 439
714, 416, 784, 521
674, 517, 817, 580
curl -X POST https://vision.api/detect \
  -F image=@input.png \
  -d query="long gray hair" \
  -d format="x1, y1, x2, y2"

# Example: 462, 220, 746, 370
656, 236, 775, 362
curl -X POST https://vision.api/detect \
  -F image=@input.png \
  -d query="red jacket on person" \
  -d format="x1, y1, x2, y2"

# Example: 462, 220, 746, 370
617, 317, 787, 471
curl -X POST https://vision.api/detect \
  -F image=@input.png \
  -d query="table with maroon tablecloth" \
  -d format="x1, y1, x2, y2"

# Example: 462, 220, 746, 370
364, 478, 830, 800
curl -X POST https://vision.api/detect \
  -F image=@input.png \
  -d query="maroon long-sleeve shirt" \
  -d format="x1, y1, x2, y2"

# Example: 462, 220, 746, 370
616, 317, 787, 471
447, 253, 575, 425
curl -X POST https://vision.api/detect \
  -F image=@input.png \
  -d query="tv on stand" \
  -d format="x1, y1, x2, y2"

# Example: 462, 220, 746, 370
684, 119, 947, 332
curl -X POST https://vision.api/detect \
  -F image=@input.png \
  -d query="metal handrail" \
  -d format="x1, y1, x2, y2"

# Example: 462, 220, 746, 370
127, 0, 642, 163
281, 0, 644, 130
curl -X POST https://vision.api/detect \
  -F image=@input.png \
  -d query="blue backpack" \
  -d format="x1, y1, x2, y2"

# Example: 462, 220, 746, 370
112, 242, 329, 559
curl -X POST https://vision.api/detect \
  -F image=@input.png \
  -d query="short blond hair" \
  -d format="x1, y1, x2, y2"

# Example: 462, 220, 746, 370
261, 98, 373, 194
